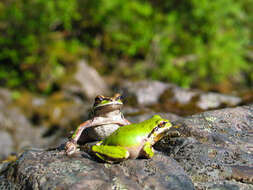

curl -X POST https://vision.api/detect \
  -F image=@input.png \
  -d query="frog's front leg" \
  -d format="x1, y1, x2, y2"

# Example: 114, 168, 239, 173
141, 141, 155, 159
66, 120, 93, 155
66, 117, 128, 156
92, 145, 130, 163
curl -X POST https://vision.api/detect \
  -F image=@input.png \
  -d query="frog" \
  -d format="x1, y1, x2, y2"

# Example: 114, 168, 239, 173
66, 93, 130, 155
91, 115, 172, 163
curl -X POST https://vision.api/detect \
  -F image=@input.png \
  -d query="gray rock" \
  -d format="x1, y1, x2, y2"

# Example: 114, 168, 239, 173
0, 88, 12, 107
0, 92, 67, 159
0, 131, 14, 160
196, 181, 253, 190
62, 60, 109, 99
170, 88, 241, 109
197, 92, 242, 110
0, 87, 251, 190
172, 105, 253, 154
171, 86, 197, 105
156, 104, 253, 189
0, 149, 195, 190
121, 80, 242, 115
122, 80, 170, 105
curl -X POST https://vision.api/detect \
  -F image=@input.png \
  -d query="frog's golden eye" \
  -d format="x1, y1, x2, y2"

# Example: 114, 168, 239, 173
158, 121, 167, 128
114, 93, 123, 101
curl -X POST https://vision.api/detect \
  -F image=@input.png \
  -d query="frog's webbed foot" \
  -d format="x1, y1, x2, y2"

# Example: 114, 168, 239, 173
65, 140, 78, 156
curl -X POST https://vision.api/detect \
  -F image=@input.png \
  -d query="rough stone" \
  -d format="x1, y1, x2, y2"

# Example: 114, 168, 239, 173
0, 91, 70, 160
0, 148, 195, 190
156, 104, 253, 189
121, 80, 242, 115
62, 60, 109, 99
0, 131, 14, 160
122, 80, 171, 105
197, 92, 242, 110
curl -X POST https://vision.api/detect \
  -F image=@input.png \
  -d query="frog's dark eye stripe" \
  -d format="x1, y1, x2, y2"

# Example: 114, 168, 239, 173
148, 126, 159, 138
95, 95, 104, 102
94, 95, 105, 106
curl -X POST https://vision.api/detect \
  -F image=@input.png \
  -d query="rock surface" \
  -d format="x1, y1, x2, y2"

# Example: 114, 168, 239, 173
1, 105, 253, 189
61, 60, 109, 99
122, 80, 170, 105
0, 89, 46, 160
0, 80, 252, 190
0, 148, 194, 190
0, 89, 88, 161
0, 131, 13, 160
121, 80, 243, 115
156, 104, 253, 189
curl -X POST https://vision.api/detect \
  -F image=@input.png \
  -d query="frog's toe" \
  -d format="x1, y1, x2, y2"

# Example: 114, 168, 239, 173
66, 148, 75, 156
65, 141, 77, 156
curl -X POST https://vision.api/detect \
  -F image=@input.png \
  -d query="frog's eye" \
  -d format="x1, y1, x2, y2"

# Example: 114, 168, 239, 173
158, 121, 167, 128
94, 95, 105, 105
114, 93, 123, 101
95, 95, 104, 102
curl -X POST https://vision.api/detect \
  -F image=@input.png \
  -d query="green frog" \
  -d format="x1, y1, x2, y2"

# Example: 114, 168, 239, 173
66, 93, 130, 155
91, 115, 172, 163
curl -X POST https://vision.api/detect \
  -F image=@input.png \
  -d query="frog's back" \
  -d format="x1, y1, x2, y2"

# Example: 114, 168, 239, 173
102, 115, 162, 147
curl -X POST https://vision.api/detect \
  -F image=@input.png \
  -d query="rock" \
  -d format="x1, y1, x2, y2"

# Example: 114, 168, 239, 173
159, 86, 242, 115
172, 105, 253, 154
0, 88, 12, 106
121, 80, 242, 115
30, 92, 88, 130
196, 181, 253, 190
197, 92, 242, 110
156, 104, 253, 189
0, 148, 195, 190
0, 85, 251, 189
121, 80, 170, 105
0, 90, 74, 160
0, 131, 14, 160
0, 103, 49, 156
14, 90, 90, 133
170, 86, 197, 105
62, 60, 109, 99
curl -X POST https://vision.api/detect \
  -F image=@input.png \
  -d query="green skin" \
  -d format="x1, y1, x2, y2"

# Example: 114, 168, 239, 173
66, 94, 130, 156
92, 115, 172, 163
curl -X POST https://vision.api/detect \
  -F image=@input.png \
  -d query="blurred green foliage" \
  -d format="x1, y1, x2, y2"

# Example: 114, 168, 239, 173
0, 0, 83, 91
0, 0, 252, 91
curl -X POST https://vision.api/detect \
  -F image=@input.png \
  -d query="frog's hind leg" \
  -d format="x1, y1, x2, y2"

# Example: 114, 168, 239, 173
92, 145, 129, 163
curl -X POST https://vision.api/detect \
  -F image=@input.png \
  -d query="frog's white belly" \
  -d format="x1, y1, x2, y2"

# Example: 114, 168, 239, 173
86, 123, 120, 140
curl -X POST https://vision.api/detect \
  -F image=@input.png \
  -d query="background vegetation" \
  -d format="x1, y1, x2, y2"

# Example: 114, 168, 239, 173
0, 0, 252, 92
